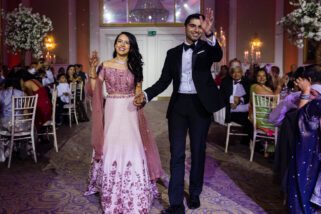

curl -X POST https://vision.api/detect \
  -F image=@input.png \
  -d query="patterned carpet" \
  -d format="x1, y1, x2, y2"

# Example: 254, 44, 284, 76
0, 101, 285, 213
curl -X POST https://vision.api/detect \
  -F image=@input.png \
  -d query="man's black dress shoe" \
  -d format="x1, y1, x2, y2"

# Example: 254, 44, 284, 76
161, 204, 185, 214
188, 195, 200, 209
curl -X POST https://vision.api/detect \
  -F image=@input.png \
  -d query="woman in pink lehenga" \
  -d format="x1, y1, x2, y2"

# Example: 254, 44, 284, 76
84, 32, 163, 213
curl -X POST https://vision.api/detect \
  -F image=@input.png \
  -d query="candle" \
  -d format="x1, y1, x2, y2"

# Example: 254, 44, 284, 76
255, 51, 261, 61
244, 50, 249, 62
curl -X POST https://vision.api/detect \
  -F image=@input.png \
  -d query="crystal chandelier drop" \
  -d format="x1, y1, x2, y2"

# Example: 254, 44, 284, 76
129, 0, 169, 22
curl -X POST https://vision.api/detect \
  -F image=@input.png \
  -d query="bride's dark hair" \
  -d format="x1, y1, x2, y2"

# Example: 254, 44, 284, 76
113, 32, 143, 84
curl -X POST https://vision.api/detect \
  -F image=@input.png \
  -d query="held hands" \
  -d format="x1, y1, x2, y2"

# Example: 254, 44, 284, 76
133, 92, 146, 107
199, 8, 214, 36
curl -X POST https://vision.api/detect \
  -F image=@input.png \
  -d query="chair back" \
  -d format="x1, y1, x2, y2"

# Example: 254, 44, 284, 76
69, 82, 77, 108
213, 107, 226, 126
76, 81, 84, 101
51, 89, 58, 123
252, 92, 280, 131
11, 95, 38, 136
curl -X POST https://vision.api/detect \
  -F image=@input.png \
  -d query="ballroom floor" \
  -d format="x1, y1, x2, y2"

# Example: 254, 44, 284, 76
0, 101, 285, 213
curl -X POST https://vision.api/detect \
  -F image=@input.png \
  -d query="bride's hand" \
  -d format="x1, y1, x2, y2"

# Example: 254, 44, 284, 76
89, 51, 99, 68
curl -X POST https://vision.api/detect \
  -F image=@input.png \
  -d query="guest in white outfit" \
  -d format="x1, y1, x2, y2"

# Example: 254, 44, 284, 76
56, 73, 71, 125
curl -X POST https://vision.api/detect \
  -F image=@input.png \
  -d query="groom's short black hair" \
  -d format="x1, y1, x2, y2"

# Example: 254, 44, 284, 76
184, 13, 205, 26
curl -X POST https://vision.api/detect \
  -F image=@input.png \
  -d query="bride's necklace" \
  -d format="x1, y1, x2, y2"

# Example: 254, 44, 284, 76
114, 58, 127, 65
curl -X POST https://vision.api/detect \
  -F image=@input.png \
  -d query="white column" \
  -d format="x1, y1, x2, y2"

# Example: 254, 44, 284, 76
68, 0, 77, 64
275, 0, 284, 73
228, 0, 237, 60
89, 0, 100, 55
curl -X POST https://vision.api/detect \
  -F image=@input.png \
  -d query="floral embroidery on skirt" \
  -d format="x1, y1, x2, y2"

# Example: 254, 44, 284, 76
85, 159, 153, 214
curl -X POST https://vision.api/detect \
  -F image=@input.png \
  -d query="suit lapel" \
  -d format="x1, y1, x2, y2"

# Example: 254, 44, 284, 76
176, 44, 183, 78
192, 40, 204, 71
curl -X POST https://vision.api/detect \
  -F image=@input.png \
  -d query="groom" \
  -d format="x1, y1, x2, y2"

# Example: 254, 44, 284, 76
135, 8, 223, 213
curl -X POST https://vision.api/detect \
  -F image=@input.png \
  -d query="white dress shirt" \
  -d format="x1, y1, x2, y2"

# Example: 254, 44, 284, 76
57, 83, 71, 103
42, 69, 55, 86
230, 82, 249, 112
145, 36, 217, 101
178, 36, 216, 94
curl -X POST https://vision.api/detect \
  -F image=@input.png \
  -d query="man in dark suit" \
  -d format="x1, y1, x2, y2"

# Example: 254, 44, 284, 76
220, 66, 252, 142
134, 8, 223, 213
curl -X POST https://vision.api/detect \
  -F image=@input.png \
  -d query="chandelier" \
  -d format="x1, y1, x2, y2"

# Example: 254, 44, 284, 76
244, 33, 262, 64
129, 0, 169, 22
44, 35, 57, 64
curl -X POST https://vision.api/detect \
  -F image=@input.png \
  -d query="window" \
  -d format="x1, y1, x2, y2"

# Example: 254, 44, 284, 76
101, 0, 202, 26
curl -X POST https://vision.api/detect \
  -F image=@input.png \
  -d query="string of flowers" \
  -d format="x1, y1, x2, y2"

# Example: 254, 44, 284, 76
1, 4, 53, 59
277, 0, 321, 48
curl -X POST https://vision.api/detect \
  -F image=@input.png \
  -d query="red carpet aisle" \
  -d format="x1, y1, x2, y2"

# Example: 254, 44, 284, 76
0, 101, 284, 213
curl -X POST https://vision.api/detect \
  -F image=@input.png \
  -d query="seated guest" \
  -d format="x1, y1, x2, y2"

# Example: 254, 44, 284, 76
269, 64, 321, 126
271, 66, 282, 90
42, 61, 55, 87
287, 64, 298, 90
229, 58, 241, 69
27, 61, 38, 75
249, 68, 285, 156
245, 63, 260, 84
66, 64, 89, 122
214, 65, 228, 86
0, 73, 25, 130
56, 73, 71, 126
220, 67, 252, 136
66, 65, 81, 83
75, 64, 87, 100
17, 69, 52, 128
38, 69, 51, 87
75, 64, 87, 83
57, 67, 66, 78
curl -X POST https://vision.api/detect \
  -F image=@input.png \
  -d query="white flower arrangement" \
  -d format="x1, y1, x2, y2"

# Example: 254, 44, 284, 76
277, 0, 321, 48
2, 4, 53, 58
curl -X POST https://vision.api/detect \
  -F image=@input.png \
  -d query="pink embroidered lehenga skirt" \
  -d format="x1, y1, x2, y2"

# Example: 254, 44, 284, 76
85, 95, 153, 214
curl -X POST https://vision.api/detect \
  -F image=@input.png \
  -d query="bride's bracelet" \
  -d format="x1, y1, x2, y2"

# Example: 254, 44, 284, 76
89, 73, 98, 79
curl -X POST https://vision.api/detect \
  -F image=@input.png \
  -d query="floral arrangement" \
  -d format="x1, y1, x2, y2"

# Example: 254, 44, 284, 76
2, 4, 53, 58
277, 0, 321, 48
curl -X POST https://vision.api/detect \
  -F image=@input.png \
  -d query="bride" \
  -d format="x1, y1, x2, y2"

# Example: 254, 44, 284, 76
84, 31, 163, 213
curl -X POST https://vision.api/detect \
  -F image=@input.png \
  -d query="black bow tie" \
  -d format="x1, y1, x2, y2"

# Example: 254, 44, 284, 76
183, 43, 195, 51
234, 80, 241, 85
